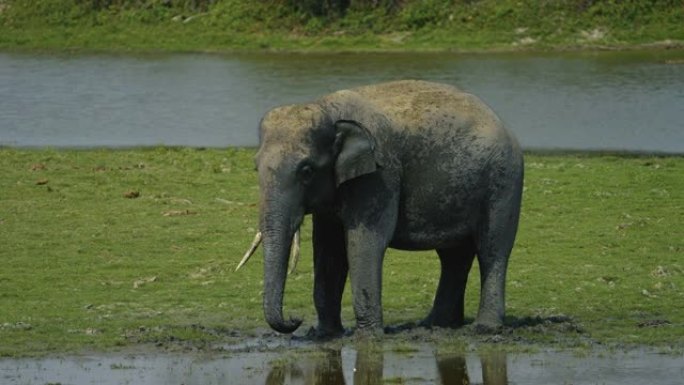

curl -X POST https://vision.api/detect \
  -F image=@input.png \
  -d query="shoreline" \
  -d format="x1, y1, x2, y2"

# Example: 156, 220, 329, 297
1, 37, 682, 59
3, 146, 684, 157
1, 38, 682, 56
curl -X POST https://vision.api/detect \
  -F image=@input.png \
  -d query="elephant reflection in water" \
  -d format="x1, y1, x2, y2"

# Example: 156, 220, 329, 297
264, 349, 507, 385
265, 348, 381, 385
437, 351, 508, 385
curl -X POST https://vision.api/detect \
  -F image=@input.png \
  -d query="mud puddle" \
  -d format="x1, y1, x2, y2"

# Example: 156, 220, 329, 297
2, 344, 683, 385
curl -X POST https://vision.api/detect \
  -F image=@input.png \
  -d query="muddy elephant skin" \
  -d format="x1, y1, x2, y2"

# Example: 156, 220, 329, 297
255, 80, 524, 336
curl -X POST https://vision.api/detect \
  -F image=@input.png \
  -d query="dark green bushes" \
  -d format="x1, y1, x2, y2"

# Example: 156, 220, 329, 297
1, 0, 681, 51
3, 0, 682, 29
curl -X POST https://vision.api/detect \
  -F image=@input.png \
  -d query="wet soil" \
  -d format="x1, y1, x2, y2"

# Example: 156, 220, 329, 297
2, 319, 682, 385
120, 315, 591, 354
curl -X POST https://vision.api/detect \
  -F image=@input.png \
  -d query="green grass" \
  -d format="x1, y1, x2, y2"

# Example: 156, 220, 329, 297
0, 0, 682, 53
0, 148, 683, 356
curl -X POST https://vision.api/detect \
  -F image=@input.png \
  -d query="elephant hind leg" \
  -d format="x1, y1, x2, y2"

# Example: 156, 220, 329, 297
474, 185, 522, 330
421, 242, 476, 328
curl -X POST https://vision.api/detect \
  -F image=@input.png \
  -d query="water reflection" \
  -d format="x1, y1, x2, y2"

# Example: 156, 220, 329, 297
1, 346, 683, 385
353, 348, 383, 385
264, 347, 508, 385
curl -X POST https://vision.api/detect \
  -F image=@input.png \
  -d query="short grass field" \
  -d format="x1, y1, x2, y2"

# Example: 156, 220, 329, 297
0, 148, 682, 356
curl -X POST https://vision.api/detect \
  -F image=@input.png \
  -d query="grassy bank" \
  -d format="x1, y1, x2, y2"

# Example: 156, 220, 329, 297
0, 1, 682, 52
0, 148, 682, 356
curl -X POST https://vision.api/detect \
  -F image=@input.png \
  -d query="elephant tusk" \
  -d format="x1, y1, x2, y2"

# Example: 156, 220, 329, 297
235, 231, 262, 271
236, 230, 301, 273
288, 230, 300, 275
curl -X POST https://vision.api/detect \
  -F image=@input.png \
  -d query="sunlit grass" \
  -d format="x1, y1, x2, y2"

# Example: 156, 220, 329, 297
0, 148, 682, 356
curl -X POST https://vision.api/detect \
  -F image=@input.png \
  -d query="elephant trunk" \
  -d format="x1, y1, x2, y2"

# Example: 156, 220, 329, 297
261, 204, 303, 334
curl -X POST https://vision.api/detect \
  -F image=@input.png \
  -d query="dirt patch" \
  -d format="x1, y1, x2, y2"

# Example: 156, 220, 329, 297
123, 190, 140, 199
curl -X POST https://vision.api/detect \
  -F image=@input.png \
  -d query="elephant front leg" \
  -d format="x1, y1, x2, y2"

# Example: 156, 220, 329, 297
339, 173, 400, 335
346, 226, 387, 335
312, 213, 348, 338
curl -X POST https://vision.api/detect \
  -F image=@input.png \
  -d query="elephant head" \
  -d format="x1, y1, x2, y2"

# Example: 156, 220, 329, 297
255, 102, 382, 333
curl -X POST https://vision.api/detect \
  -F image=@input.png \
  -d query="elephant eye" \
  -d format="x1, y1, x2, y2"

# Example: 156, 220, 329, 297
298, 163, 314, 183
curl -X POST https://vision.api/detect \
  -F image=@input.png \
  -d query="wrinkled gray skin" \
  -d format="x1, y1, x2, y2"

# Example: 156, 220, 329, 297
256, 80, 523, 336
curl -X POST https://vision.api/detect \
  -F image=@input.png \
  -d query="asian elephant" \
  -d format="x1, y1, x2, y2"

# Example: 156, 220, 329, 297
255, 80, 523, 336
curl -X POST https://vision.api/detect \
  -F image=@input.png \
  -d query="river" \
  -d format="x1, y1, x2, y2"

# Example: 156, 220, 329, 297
0, 50, 683, 153
2, 344, 683, 385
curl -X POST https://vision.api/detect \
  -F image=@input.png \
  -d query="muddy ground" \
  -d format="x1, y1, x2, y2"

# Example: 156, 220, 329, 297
3, 316, 683, 385
118, 315, 604, 355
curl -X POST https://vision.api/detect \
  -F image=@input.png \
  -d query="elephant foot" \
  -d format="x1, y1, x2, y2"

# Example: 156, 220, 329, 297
418, 316, 434, 329
307, 325, 345, 340
471, 320, 504, 335
419, 313, 464, 329
384, 322, 416, 334
471, 310, 504, 334
353, 324, 385, 339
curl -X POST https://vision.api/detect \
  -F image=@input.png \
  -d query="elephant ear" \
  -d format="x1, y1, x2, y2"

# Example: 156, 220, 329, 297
333, 120, 381, 186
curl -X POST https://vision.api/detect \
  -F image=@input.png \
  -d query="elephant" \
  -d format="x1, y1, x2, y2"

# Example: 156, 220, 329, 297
255, 80, 523, 336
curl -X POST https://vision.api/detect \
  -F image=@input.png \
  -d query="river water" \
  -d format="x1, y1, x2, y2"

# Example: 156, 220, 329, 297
1, 50, 683, 153
1, 345, 683, 385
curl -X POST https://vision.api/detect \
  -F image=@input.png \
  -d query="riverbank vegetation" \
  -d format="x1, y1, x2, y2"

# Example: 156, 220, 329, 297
0, 0, 682, 52
1, 148, 682, 356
